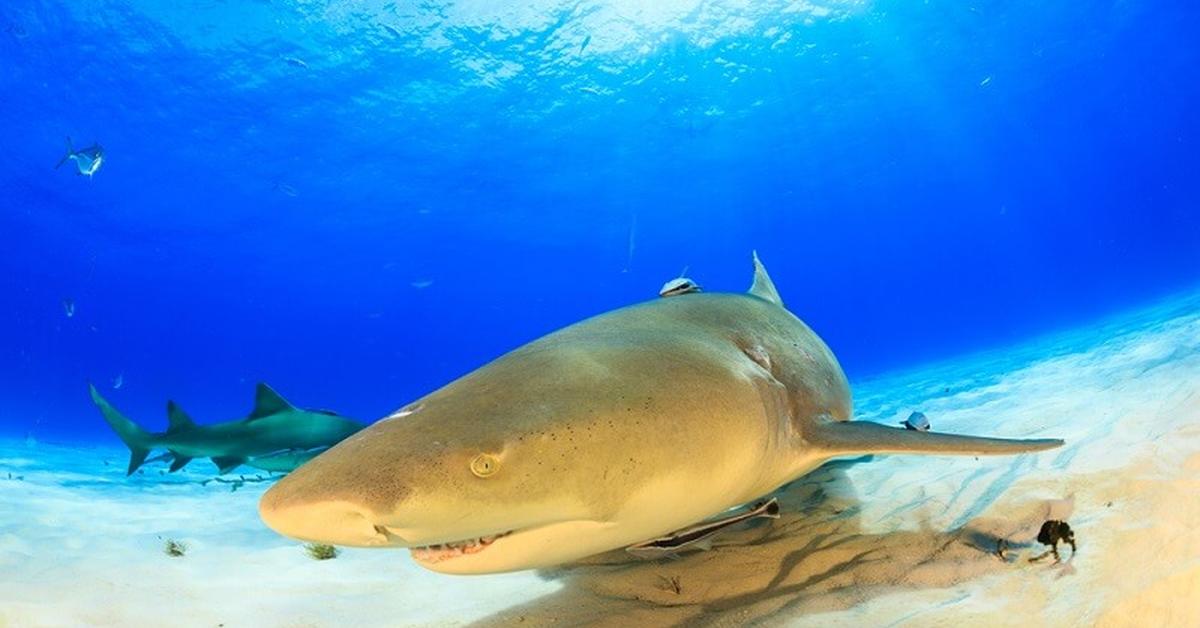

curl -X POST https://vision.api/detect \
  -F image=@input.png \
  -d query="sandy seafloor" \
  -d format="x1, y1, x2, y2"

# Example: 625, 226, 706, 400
1, 292, 1198, 628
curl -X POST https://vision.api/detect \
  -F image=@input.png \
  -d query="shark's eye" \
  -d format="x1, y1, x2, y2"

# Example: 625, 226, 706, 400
470, 454, 500, 478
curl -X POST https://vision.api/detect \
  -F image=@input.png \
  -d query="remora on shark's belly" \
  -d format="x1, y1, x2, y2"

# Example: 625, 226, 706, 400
259, 253, 1063, 575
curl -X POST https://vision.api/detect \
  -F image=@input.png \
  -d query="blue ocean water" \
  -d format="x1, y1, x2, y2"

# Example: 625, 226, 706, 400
1, 0, 1197, 445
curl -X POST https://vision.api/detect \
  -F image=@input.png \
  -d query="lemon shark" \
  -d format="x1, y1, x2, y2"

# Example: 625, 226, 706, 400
90, 383, 365, 475
259, 253, 1063, 574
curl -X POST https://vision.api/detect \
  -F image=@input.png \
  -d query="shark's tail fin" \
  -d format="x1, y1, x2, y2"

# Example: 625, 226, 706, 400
55, 137, 74, 169
810, 420, 1063, 457
89, 384, 154, 475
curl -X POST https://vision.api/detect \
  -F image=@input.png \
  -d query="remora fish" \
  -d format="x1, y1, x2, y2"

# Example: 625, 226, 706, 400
245, 447, 333, 473
626, 497, 780, 558
660, 266, 702, 297
90, 383, 365, 475
259, 252, 1062, 574
55, 137, 104, 178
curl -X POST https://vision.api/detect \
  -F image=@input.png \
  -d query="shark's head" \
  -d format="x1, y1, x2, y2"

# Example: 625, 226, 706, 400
259, 335, 766, 574
259, 407, 617, 573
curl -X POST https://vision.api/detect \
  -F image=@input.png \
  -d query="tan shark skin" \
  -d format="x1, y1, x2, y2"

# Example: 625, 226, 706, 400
259, 254, 1062, 574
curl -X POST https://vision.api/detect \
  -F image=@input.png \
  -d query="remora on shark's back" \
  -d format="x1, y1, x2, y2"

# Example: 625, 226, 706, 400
259, 253, 1063, 575
90, 383, 365, 475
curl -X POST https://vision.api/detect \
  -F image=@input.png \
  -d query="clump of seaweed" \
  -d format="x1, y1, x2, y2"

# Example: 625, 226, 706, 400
164, 539, 187, 557
304, 543, 339, 560
1029, 519, 1077, 563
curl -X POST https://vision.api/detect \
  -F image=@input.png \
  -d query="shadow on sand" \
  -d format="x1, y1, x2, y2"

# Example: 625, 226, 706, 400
473, 461, 1062, 627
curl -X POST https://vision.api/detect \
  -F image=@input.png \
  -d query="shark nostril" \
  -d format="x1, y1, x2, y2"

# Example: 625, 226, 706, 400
258, 490, 396, 547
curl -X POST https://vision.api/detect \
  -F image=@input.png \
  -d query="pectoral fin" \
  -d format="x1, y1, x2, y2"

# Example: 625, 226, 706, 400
212, 456, 246, 474
809, 420, 1063, 456
168, 453, 193, 472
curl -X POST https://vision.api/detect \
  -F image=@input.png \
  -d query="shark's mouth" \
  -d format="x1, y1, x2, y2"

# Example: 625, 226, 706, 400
409, 530, 514, 563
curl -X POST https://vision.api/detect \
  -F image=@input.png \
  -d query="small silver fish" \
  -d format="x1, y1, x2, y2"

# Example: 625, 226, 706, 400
273, 181, 298, 197
626, 497, 780, 558
55, 137, 104, 178
62, 298, 75, 317
112, 373, 124, 390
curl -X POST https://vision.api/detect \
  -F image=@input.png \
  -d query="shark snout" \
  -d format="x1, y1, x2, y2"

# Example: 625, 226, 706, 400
257, 427, 425, 547
259, 478, 405, 547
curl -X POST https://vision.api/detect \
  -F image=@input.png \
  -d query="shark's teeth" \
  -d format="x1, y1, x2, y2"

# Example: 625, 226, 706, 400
410, 531, 513, 563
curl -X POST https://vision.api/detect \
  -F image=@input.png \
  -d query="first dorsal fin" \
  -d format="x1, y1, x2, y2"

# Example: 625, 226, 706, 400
248, 383, 294, 420
748, 250, 783, 306
165, 401, 196, 433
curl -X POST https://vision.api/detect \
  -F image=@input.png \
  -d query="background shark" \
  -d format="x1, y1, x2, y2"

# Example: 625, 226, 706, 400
54, 136, 104, 177
90, 383, 365, 475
